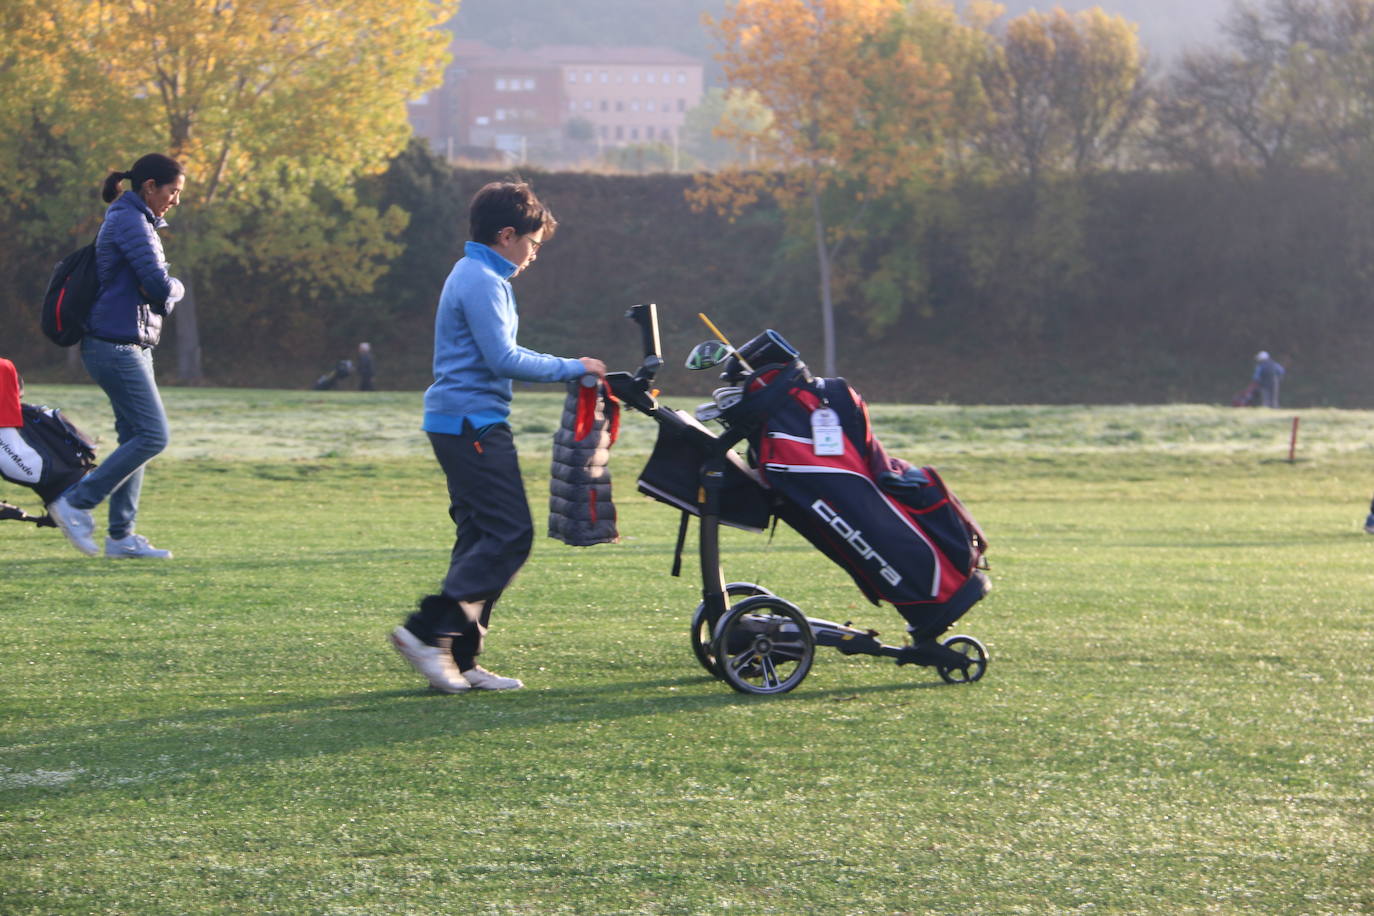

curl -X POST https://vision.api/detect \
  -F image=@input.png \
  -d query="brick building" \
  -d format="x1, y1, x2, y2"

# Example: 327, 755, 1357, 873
408, 40, 706, 163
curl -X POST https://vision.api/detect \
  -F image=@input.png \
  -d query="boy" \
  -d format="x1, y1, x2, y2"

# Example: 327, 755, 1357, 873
390, 182, 605, 692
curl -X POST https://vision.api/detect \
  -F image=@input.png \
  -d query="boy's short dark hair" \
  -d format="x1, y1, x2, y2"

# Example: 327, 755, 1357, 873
469, 181, 557, 245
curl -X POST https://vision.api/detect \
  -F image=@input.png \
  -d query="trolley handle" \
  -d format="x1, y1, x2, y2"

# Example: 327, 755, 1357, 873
627, 303, 663, 383
607, 303, 664, 413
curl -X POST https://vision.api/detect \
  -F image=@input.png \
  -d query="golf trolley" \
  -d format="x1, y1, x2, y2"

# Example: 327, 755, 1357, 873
604, 305, 991, 695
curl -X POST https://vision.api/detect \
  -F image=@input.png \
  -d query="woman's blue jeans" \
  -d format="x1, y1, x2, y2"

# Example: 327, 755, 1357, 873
66, 338, 169, 539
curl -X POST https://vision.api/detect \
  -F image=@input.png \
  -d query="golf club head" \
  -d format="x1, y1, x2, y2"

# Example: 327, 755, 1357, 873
712, 386, 744, 410
685, 339, 730, 371
694, 401, 723, 422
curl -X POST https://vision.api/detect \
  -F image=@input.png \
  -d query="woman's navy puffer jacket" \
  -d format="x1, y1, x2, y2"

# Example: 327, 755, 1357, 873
87, 191, 184, 347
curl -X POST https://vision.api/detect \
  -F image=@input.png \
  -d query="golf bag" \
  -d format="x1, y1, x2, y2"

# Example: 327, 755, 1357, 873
0, 358, 97, 525
719, 332, 989, 639
1, 405, 97, 505
1232, 380, 1259, 407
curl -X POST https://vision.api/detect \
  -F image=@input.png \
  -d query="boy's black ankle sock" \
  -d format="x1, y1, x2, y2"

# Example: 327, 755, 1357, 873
407, 594, 462, 643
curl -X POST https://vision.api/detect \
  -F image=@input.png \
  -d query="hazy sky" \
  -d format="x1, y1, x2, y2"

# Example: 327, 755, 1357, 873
992, 0, 1234, 59
450, 0, 1241, 69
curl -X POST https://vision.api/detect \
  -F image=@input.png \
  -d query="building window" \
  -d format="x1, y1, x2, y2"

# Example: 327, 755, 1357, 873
678, 99, 686, 112
615, 72, 624, 84
615, 100, 624, 112
630, 127, 639, 140
647, 100, 656, 113
631, 72, 640, 84
600, 100, 608, 111
495, 109, 506, 121
615, 125, 624, 139
584, 70, 593, 82
664, 72, 671, 84
412, 93, 430, 105
631, 101, 640, 112
568, 71, 577, 83
495, 78, 507, 91
647, 72, 656, 84
524, 78, 535, 90
600, 71, 608, 83
599, 126, 608, 138
569, 100, 578, 112
677, 72, 686, 84
583, 100, 593, 111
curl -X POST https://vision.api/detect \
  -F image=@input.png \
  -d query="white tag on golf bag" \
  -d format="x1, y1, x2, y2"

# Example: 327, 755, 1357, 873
811, 407, 844, 456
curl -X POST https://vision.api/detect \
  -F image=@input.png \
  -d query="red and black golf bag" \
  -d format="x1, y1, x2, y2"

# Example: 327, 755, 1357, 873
720, 332, 990, 640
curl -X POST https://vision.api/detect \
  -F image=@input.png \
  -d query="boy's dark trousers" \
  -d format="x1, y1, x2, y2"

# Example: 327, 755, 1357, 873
420, 423, 533, 668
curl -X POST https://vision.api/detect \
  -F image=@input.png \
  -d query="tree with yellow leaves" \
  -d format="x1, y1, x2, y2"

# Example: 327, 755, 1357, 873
975, 7, 1149, 183
1, 0, 456, 380
692, 0, 973, 376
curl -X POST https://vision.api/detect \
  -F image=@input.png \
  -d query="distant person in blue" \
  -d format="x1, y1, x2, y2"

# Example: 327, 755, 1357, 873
47, 153, 185, 560
389, 181, 606, 693
1253, 350, 1285, 408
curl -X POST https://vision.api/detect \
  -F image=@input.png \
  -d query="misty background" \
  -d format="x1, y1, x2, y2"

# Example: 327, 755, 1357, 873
8, 0, 1373, 407
452, 0, 1229, 67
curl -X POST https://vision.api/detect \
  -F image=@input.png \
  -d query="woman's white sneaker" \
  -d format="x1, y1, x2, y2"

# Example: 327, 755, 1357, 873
105, 534, 173, 559
47, 495, 99, 556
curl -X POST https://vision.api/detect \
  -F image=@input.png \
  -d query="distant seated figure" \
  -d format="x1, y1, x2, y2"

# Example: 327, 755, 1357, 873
357, 342, 375, 391
312, 359, 353, 390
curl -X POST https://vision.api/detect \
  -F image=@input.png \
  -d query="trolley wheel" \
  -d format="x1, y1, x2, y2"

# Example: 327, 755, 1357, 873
937, 635, 988, 684
691, 582, 772, 675
710, 595, 814, 695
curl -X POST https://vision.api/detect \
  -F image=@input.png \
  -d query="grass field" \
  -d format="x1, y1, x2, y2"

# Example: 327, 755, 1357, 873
2, 386, 1371, 914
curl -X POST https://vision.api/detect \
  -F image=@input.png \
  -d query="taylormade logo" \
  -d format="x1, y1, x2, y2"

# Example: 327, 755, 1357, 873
1, 438, 39, 480
811, 498, 902, 587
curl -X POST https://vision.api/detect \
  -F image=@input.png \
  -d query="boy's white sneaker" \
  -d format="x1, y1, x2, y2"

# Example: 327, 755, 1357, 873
461, 666, 524, 690
390, 626, 471, 693
105, 534, 173, 559
47, 495, 99, 557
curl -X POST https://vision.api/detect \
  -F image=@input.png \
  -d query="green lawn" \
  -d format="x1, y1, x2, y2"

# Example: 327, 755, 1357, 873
2, 387, 1371, 914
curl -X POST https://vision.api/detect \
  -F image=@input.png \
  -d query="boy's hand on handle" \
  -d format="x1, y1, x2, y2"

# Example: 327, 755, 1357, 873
579, 357, 607, 378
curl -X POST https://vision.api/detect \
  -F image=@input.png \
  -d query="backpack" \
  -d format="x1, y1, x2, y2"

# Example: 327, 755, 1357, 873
40, 240, 100, 347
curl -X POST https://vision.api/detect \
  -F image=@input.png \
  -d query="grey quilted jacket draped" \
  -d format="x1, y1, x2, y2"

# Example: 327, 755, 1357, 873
548, 380, 619, 546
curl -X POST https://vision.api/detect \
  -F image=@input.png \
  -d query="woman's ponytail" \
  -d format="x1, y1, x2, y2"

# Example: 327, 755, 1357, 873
101, 170, 127, 203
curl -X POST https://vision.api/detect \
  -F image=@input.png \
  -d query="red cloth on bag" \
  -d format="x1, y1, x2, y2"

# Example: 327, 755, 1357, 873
0, 358, 22, 427
573, 380, 620, 444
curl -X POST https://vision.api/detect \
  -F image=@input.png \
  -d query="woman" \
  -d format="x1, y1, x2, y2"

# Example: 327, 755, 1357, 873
48, 154, 185, 559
